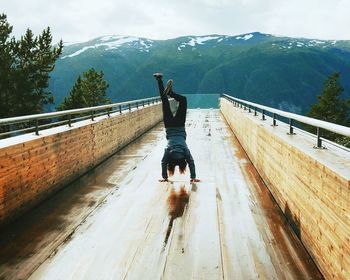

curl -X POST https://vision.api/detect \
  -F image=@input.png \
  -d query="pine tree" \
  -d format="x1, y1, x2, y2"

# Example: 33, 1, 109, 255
56, 76, 85, 110
0, 14, 14, 117
57, 68, 110, 110
307, 72, 350, 146
82, 68, 110, 106
0, 14, 63, 118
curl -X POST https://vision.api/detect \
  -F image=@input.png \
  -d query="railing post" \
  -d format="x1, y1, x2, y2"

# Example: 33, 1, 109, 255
136, 102, 138, 109
248, 105, 251, 113
91, 111, 94, 121
68, 114, 72, 127
35, 119, 39, 135
119, 105, 122, 114
107, 108, 111, 118
261, 109, 266, 121
272, 113, 277, 126
254, 107, 257, 116
129, 103, 131, 111
287, 119, 295, 135
148, 100, 150, 106
315, 127, 324, 149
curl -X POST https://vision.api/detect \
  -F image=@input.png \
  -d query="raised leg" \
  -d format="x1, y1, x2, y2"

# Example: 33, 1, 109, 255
172, 91, 187, 126
154, 74, 173, 127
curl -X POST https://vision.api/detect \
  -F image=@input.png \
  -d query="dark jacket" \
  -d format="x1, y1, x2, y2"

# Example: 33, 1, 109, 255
161, 127, 196, 179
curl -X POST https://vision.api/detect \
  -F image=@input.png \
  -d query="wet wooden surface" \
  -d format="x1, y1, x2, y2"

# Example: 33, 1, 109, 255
0, 110, 323, 280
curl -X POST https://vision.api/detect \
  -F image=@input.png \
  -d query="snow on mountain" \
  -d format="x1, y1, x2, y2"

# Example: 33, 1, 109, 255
62, 33, 270, 57
270, 37, 341, 51
177, 35, 226, 50
235, 34, 254, 40
60, 32, 345, 59
188, 35, 221, 46
62, 46, 94, 58
62, 36, 154, 59
99, 36, 140, 48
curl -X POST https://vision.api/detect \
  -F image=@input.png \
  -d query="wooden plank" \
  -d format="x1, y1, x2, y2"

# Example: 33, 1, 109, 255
221, 98, 350, 279
1, 110, 322, 280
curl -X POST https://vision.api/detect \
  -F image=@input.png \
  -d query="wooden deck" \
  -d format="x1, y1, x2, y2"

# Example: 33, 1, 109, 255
0, 110, 322, 279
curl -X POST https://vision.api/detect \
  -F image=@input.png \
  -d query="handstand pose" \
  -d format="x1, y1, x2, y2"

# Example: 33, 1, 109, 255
153, 73, 200, 183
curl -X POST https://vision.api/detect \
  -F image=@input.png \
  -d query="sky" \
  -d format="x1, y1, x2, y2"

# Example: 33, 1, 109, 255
2, 0, 350, 44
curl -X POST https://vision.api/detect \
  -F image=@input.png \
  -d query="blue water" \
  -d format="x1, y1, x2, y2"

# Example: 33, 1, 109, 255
183, 94, 220, 109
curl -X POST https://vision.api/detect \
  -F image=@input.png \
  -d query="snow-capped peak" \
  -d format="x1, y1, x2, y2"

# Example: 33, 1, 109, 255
177, 35, 224, 50
235, 34, 254, 40
61, 36, 154, 59
188, 35, 221, 46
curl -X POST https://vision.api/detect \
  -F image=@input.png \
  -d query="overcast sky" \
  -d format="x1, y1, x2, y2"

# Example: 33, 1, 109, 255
2, 0, 350, 43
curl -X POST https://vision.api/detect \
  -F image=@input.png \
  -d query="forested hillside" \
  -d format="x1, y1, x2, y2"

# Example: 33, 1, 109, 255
50, 32, 350, 113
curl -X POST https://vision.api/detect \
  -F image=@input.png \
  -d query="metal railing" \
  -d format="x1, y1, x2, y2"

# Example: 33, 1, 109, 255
223, 94, 350, 148
0, 96, 161, 139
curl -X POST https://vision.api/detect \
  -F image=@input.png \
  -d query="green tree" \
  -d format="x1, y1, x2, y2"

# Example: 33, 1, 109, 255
0, 13, 63, 118
0, 14, 14, 117
82, 68, 110, 107
307, 72, 350, 146
56, 76, 85, 111
57, 68, 110, 110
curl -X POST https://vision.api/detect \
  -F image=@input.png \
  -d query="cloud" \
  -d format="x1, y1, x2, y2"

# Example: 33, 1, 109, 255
2, 0, 350, 43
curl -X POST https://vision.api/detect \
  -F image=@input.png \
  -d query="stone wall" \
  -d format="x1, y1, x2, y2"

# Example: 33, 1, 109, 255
220, 98, 350, 280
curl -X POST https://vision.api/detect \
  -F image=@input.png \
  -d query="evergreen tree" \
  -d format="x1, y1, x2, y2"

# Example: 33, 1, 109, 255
82, 68, 110, 107
57, 68, 110, 110
56, 76, 85, 110
0, 13, 63, 118
307, 72, 350, 146
0, 14, 14, 117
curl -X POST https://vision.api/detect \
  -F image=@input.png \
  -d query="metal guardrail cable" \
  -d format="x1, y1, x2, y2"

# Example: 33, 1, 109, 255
0, 96, 160, 125
223, 94, 350, 148
0, 96, 161, 138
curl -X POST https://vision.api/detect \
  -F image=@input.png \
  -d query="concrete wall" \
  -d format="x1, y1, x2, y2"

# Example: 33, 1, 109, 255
0, 101, 173, 226
220, 98, 350, 280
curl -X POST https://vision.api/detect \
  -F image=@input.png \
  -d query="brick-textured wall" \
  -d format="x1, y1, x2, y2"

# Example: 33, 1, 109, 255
221, 98, 350, 280
0, 101, 173, 226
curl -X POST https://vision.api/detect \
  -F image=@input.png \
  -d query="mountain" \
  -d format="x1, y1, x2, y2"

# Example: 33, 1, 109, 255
49, 32, 350, 113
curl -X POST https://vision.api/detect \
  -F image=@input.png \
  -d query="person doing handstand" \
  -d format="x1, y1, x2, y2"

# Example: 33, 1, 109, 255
153, 73, 200, 183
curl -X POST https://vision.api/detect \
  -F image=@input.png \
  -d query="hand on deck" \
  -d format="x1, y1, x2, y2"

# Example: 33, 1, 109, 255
159, 178, 168, 182
190, 178, 201, 183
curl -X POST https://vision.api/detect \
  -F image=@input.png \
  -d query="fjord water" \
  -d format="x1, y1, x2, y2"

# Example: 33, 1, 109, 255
184, 94, 220, 108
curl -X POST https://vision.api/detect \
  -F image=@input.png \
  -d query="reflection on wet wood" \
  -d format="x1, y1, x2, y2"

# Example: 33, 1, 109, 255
1, 110, 323, 279
221, 98, 350, 280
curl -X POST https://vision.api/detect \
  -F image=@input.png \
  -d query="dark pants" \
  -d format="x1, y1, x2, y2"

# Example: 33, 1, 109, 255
156, 79, 187, 128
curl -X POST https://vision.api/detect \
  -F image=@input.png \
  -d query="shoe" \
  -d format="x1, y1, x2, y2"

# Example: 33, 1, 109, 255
153, 72, 163, 80
164, 79, 173, 96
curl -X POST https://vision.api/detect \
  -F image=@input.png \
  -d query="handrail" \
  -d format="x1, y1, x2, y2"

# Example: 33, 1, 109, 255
222, 94, 350, 148
0, 96, 161, 138
0, 96, 160, 125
